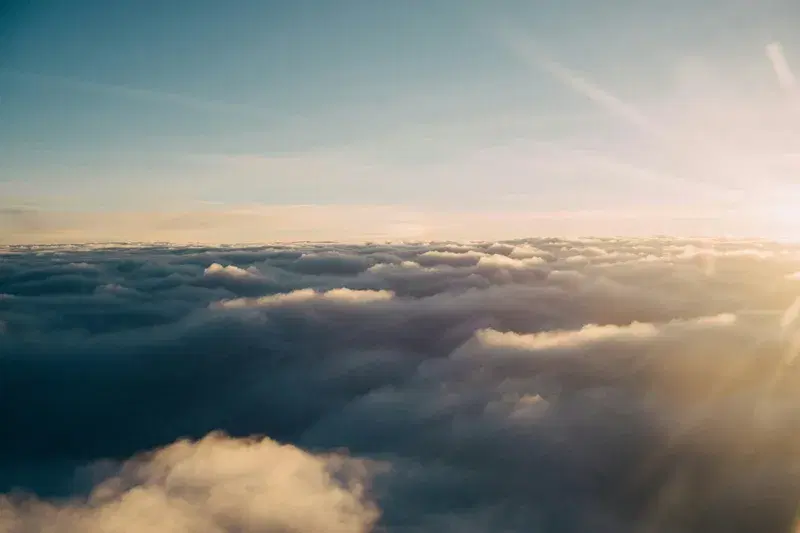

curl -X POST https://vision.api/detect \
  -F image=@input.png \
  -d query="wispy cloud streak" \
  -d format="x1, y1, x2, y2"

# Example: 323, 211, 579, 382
490, 26, 786, 194
495, 30, 660, 137
0, 68, 273, 117
766, 42, 797, 91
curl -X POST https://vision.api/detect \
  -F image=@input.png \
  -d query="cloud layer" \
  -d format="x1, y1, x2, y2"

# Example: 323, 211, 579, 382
2, 237, 800, 532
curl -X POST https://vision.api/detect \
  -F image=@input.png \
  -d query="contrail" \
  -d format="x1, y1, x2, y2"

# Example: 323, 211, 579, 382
488, 26, 754, 196
766, 42, 797, 91
495, 29, 661, 138
0, 68, 273, 117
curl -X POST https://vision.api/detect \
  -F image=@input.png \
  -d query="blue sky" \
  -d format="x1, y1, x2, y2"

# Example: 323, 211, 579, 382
2, 0, 800, 242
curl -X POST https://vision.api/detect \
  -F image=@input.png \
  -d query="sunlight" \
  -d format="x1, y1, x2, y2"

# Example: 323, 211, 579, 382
493, 30, 800, 242
751, 185, 800, 242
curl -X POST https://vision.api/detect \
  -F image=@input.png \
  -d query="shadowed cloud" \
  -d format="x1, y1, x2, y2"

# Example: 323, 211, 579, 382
1, 238, 800, 532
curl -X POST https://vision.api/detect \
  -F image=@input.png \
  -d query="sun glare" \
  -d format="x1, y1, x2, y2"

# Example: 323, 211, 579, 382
752, 185, 800, 242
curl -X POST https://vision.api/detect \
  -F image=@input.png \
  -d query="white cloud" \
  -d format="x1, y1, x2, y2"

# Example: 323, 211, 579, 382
547, 269, 585, 283
367, 261, 423, 273
766, 42, 797, 91
4, 238, 800, 532
417, 250, 487, 267
472, 321, 659, 352
216, 288, 395, 309
204, 263, 262, 279
476, 254, 545, 270
0, 433, 378, 533
495, 30, 658, 135
509, 247, 547, 259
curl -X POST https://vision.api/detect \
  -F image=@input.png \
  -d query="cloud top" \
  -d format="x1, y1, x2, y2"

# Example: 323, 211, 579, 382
0, 433, 379, 533
1, 237, 800, 532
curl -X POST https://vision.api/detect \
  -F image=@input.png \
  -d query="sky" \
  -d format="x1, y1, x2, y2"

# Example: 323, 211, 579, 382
2, 0, 800, 243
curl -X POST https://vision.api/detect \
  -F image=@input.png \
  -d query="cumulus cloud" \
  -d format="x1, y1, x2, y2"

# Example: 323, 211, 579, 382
476, 253, 545, 270
471, 321, 660, 351
203, 262, 262, 279
1, 237, 800, 532
508, 244, 551, 259
215, 288, 395, 309
417, 250, 486, 267
0, 433, 378, 533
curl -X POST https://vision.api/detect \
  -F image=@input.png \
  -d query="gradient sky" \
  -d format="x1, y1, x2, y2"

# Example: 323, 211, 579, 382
2, 0, 800, 243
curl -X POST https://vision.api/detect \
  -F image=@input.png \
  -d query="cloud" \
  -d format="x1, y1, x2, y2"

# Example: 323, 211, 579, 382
489, 28, 800, 198
216, 288, 395, 309
476, 253, 545, 270
499, 34, 657, 135
417, 250, 486, 267
766, 42, 797, 91
2, 238, 800, 532
0, 433, 379, 533
471, 321, 660, 351
204, 262, 262, 279
0, 68, 273, 117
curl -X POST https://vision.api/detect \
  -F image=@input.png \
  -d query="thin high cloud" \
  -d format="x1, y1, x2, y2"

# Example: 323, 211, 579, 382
488, 28, 749, 197
0, 68, 273, 117
491, 27, 800, 195
492, 29, 659, 137
766, 42, 797, 91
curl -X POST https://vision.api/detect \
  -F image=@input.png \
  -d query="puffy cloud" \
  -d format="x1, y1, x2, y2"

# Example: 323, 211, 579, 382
471, 321, 660, 351
547, 269, 585, 284
475, 253, 546, 270
417, 250, 486, 267
1, 237, 800, 532
0, 433, 378, 533
508, 244, 551, 259
203, 262, 262, 279
367, 260, 423, 272
216, 288, 395, 309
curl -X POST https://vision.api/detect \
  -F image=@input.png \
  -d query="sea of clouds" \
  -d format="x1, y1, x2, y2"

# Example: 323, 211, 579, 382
2, 237, 800, 532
